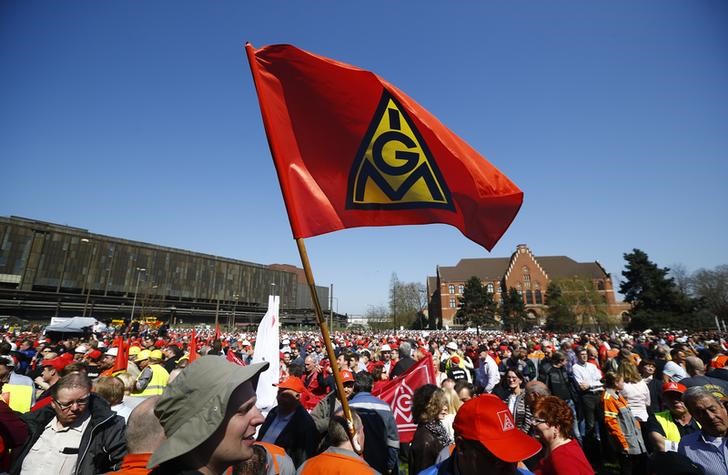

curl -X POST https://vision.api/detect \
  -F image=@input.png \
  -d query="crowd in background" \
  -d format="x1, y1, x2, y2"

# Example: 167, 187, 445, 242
1, 322, 727, 475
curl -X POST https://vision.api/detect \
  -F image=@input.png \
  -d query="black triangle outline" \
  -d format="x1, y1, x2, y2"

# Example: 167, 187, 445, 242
346, 89, 455, 211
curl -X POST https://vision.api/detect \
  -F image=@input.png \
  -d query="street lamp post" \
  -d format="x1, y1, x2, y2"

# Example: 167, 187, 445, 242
130, 267, 146, 322
231, 294, 239, 331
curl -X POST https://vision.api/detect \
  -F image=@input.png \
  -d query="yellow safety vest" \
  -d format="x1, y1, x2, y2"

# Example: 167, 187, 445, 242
654, 410, 699, 443
136, 364, 169, 396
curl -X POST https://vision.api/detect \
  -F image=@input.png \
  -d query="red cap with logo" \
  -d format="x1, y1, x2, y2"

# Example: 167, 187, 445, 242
340, 369, 355, 383
453, 394, 541, 463
275, 376, 306, 393
662, 382, 687, 394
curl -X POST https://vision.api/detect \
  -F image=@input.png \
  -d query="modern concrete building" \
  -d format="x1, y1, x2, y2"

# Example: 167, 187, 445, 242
0, 216, 338, 327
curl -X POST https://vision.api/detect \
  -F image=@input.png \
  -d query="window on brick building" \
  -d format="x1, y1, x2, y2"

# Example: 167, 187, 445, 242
535, 289, 543, 304
458, 284, 464, 294
448, 284, 455, 294
597, 281, 605, 291
449, 298, 456, 308
487, 282, 494, 293
524, 273, 531, 290
526, 290, 534, 305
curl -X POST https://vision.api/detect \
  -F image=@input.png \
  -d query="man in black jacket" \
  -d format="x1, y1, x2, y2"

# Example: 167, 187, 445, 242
542, 351, 582, 442
257, 376, 318, 467
10, 372, 126, 475
391, 342, 416, 379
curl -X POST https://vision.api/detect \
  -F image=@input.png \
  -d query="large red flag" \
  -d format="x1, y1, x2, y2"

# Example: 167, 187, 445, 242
246, 44, 522, 251
188, 329, 199, 363
371, 357, 437, 443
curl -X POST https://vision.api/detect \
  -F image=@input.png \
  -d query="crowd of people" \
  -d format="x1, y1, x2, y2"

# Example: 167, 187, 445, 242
1, 322, 727, 475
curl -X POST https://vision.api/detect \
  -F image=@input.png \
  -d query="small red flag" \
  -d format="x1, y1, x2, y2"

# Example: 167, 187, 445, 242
189, 329, 199, 363
371, 357, 437, 443
246, 43, 522, 251
214, 322, 221, 342
226, 349, 246, 366
110, 336, 128, 375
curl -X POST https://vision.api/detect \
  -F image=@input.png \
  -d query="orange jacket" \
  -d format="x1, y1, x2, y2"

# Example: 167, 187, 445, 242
298, 447, 377, 475
107, 453, 152, 475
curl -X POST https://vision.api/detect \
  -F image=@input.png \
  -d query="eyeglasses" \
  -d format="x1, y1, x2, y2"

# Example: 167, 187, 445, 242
53, 395, 90, 410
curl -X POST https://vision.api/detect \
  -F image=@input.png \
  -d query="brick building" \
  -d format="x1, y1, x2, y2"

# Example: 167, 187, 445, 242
428, 244, 630, 328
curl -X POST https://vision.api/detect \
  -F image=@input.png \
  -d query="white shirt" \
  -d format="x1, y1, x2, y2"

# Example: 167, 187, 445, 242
572, 361, 603, 389
21, 413, 91, 475
663, 361, 688, 382
620, 381, 651, 422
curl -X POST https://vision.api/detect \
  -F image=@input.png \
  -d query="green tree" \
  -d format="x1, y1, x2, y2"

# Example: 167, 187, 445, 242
620, 249, 697, 330
500, 287, 526, 331
454, 276, 497, 334
544, 282, 576, 331
555, 276, 609, 330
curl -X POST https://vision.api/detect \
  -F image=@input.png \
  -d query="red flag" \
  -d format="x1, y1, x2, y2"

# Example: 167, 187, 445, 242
246, 43, 522, 251
189, 329, 199, 363
110, 336, 128, 375
214, 322, 221, 342
371, 356, 437, 443
226, 349, 246, 366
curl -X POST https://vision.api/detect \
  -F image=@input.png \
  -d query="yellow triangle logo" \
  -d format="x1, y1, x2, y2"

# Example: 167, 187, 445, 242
347, 91, 453, 210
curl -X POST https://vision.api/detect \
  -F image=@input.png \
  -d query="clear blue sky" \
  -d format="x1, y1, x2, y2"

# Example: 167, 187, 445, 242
2, 1, 727, 316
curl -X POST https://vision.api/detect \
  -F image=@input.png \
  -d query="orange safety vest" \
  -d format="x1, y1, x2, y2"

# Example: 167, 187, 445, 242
255, 442, 288, 474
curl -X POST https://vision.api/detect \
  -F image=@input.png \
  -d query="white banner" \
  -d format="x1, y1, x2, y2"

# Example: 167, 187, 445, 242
252, 295, 280, 411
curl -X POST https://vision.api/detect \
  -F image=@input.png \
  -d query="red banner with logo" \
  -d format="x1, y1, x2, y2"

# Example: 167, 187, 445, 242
371, 357, 437, 443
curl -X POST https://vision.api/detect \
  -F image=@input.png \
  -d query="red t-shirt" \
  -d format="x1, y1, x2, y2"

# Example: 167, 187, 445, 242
535, 439, 594, 475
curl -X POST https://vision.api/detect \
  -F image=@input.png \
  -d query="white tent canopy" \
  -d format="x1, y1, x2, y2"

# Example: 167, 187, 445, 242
44, 316, 98, 333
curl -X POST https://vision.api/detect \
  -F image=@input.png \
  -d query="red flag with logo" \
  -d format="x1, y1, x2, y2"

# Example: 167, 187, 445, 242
371, 357, 437, 443
245, 43, 522, 251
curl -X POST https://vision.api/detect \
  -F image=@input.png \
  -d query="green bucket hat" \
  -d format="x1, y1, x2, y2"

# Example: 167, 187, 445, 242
148, 356, 269, 468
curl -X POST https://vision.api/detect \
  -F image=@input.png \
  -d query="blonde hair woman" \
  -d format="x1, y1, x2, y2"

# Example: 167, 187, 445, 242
441, 386, 462, 441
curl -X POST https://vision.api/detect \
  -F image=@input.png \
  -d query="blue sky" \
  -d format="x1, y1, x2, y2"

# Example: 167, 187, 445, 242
2, 1, 727, 316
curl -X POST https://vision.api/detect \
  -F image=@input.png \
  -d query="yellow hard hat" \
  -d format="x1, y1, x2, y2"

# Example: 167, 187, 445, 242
135, 349, 151, 362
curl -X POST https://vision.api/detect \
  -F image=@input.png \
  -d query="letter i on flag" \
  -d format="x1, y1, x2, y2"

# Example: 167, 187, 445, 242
252, 295, 281, 411
245, 43, 523, 251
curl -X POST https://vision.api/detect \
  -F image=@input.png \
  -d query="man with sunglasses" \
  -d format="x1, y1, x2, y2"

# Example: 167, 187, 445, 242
10, 372, 126, 475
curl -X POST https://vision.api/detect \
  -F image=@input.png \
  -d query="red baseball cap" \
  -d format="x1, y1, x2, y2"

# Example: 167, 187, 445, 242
340, 369, 355, 383
86, 349, 103, 361
275, 376, 306, 393
453, 394, 541, 463
662, 382, 687, 395
42, 357, 69, 372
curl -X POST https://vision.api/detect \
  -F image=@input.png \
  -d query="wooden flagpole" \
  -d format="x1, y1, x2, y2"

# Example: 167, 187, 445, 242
295, 238, 360, 453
